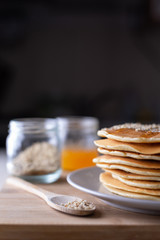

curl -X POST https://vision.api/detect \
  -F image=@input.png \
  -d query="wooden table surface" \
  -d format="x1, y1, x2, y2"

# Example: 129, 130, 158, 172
1, 169, 160, 240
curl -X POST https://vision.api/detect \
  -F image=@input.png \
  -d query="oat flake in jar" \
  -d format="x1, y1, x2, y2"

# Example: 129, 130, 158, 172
6, 118, 61, 183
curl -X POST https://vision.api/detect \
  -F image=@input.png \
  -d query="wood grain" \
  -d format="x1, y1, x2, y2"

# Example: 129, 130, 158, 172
1, 172, 160, 240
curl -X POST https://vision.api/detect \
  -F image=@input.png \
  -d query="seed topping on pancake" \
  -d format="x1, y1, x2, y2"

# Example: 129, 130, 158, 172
106, 123, 160, 132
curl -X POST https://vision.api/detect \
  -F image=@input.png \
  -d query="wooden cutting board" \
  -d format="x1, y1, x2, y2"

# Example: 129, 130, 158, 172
1, 171, 160, 240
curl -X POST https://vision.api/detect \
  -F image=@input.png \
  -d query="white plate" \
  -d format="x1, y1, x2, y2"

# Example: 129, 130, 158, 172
67, 167, 160, 215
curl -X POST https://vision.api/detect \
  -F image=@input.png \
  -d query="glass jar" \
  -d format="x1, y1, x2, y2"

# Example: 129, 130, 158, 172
0, 151, 7, 190
6, 118, 61, 183
58, 116, 99, 171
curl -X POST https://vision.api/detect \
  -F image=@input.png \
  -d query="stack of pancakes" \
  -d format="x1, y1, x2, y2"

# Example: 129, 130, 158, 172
93, 123, 160, 201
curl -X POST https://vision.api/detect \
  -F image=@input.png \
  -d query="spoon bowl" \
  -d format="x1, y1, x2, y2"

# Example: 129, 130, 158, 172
7, 177, 96, 216
48, 195, 96, 216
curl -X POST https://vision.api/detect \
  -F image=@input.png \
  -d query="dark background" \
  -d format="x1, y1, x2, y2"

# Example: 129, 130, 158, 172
0, 0, 160, 146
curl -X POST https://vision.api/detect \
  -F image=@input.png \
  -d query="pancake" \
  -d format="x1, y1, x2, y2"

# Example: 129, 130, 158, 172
103, 169, 160, 181
104, 185, 160, 201
100, 172, 160, 196
93, 155, 160, 169
97, 163, 160, 176
97, 123, 160, 143
97, 147, 160, 161
95, 123, 160, 200
112, 174, 160, 189
94, 139, 160, 154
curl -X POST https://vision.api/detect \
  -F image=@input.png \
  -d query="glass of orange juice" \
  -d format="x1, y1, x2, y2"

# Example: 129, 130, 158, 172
58, 117, 99, 171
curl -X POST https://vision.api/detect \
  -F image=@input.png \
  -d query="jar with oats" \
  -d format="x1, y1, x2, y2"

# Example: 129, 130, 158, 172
6, 118, 61, 183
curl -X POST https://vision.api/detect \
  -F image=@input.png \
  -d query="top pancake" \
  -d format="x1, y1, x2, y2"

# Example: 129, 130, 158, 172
98, 123, 160, 143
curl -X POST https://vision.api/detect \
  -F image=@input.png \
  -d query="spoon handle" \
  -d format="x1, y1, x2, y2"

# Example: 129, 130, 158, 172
7, 176, 58, 200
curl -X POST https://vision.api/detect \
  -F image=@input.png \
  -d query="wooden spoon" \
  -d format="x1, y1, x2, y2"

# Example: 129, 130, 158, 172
7, 176, 96, 216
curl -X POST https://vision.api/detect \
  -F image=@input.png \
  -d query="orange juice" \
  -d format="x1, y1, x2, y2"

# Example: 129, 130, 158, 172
61, 148, 98, 170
